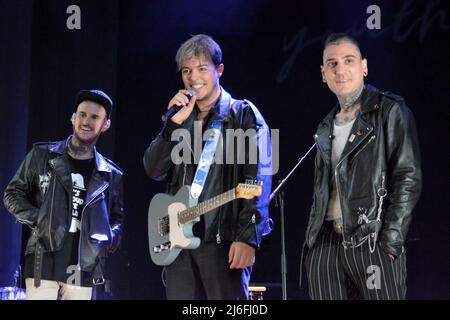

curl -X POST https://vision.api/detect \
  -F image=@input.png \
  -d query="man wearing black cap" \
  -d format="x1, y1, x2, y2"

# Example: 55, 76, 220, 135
4, 89, 124, 300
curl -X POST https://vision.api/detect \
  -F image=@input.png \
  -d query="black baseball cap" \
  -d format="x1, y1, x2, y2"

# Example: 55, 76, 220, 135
76, 89, 113, 118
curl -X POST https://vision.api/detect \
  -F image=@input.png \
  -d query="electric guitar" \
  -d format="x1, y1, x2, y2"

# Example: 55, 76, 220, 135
148, 182, 262, 266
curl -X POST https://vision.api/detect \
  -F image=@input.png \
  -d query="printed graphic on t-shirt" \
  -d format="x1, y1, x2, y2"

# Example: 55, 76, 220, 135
39, 172, 51, 195
70, 173, 87, 233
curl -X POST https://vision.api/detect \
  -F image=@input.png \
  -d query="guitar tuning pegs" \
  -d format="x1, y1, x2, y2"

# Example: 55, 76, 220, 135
244, 179, 263, 186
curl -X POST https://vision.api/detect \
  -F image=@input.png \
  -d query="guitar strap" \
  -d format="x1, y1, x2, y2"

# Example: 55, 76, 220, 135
190, 88, 235, 199
190, 119, 223, 199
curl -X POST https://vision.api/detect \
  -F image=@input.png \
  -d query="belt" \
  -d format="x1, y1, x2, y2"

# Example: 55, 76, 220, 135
33, 241, 44, 287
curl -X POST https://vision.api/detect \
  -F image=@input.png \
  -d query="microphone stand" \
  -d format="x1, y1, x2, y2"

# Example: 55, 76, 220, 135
269, 143, 316, 300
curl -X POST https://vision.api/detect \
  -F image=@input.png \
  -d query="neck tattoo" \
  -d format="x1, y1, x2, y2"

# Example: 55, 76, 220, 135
338, 84, 364, 111
68, 139, 94, 160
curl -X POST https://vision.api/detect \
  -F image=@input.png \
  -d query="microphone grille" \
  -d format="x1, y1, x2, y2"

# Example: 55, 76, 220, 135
187, 89, 196, 98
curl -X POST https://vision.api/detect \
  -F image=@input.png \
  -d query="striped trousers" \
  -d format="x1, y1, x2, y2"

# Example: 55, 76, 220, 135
305, 221, 407, 300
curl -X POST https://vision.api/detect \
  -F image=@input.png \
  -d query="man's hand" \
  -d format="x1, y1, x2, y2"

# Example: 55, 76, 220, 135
228, 241, 255, 269
168, 90, 196, 125
388, 254, 395, 261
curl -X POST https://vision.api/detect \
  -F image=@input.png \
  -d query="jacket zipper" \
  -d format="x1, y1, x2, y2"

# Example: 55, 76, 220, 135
48, 178, 57, 251
48, 161, 67, 251
216, 232, 221, 244
334, 166, 347, 242
17, 217, 36, 227
334, 128, 374, 244
233, 215, 256, 244
351, 134, 376, 161
77, 184, 108, 270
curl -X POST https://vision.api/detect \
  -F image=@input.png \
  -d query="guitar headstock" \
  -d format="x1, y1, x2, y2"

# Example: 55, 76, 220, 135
235, 181, 262, 199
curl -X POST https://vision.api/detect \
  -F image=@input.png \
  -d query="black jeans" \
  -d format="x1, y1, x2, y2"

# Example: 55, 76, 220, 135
164, 241, 251, 300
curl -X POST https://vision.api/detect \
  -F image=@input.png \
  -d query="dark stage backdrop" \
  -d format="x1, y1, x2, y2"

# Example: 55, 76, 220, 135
1, 0, 449, 299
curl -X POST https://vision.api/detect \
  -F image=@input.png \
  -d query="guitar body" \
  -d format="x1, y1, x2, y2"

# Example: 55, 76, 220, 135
148, 182, 261, 266
148, 185, 200, 266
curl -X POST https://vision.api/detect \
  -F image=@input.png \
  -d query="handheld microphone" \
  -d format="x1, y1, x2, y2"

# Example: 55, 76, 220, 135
161, 90, 195, 122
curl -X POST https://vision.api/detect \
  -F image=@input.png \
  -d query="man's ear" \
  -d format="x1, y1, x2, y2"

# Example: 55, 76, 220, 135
362, 58, 368, 76
217, 63, 224, 77
101, 119, 111, 132
70, 113, 76, 125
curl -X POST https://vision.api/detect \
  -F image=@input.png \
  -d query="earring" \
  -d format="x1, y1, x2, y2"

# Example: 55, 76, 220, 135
363, 71, 367, 76
322, 77, 326, 83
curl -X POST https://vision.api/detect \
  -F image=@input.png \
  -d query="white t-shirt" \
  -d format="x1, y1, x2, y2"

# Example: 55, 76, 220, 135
326, 119, 355, 221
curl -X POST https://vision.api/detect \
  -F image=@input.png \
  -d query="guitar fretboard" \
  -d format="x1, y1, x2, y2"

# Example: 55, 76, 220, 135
178, 189, 236, 224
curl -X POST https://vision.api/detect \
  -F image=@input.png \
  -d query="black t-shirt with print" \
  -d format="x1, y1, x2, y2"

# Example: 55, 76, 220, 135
25, 155, 95, 287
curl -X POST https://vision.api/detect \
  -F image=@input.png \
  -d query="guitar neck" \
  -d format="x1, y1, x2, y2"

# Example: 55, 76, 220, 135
178, 188, 236, 224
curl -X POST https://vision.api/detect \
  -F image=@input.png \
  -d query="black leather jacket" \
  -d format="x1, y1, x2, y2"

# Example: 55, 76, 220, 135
3, 136, 124, 273
306, 85, 422, 257
143, 88, 272, 248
